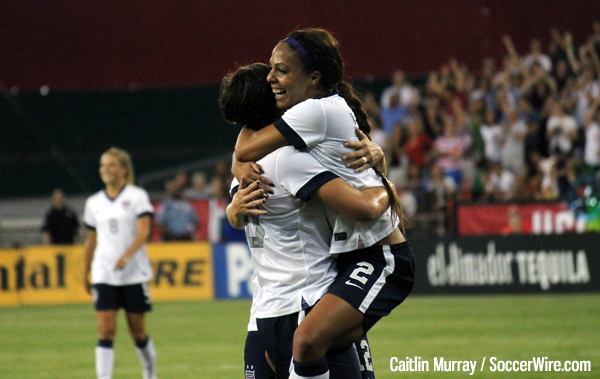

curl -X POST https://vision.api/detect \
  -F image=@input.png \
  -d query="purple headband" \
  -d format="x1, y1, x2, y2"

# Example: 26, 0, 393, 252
284, 37, 317, 71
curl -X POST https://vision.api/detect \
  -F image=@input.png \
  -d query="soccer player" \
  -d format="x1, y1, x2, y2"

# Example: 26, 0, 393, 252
83, 147, 157, 379
233, 29, 416, 379
221, 63, 384, 379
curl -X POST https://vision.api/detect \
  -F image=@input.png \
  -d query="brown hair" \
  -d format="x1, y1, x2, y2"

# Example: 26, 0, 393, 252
285, 28, 405, 229
219, 63, 278, 131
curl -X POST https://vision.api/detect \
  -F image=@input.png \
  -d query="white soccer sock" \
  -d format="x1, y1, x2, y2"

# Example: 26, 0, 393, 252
135, 337, 157, 379
95, 343, 114, 379
289, 357, 329, 379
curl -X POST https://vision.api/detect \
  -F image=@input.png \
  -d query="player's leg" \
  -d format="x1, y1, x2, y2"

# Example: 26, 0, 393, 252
289, 294, 363, 379
124, 283, 156, 379
325, 344, 362, 379
257, 313, 299, 379
245, 331, 276, 379
93, 284, 119, 379
290, 243, 415, 379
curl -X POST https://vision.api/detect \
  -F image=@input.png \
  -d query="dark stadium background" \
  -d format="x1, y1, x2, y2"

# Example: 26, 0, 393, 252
1, 0, 596, 198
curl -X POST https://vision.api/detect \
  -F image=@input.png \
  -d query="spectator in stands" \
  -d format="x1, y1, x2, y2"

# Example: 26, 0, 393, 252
524, 118, 544, 175
546, 100, 578, 155
380, 70, 419, 111
422, 160, 456, 213
432, 114, 469, 187
173, 169, 190, 193
574, 64, 600, 126
482, 161, 518, 201
500, 109, 528, 177
524, 61, 556, 111
402, 116, 433, 170
381, 92, 409, 137
554, 151, 577, 201
183, 171, 211, 200
41, 188, 80, 245
583, 96, 600, 176
210, 160, 233, 199
479, 108, 504, 164
156, 180, 199, 241
523, 38, 553, 73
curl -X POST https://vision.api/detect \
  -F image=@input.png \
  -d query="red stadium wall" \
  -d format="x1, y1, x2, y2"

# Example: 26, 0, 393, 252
2, 0, 595, 91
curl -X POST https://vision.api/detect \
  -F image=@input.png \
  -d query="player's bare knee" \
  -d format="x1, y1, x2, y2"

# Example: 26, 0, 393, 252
98, 328, 115, 340
293, 327, 325, 361
129, 329, 147, 342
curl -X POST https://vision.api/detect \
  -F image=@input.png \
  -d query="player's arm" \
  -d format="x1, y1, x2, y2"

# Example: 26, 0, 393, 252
114, 215, 152, 270
235, 125, 288, 162
237, 124, 386, 175
83, 228, 97, 294
313, 180, 389, 222
226, 182, 268, 229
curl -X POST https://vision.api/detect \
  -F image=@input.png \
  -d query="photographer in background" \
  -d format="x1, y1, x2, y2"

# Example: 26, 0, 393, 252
41, 188, 80, 245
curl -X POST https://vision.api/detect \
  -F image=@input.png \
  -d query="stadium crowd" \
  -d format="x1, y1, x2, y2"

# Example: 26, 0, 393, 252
146, 22, 600, 239
363, 22, 600, 235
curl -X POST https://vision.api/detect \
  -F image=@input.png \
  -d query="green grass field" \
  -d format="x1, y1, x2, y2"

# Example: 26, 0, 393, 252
1, 294, 598, 379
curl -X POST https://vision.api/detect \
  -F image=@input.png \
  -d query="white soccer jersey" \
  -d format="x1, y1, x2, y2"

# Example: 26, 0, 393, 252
274, 93, 398, 253
231, 146, 339, 319
84, 185, 154, 285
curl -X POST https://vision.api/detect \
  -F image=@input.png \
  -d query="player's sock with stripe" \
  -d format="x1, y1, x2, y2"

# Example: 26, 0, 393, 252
96, 339, 114, 379
289, 356, 329, 379
135, 337, 157, 379
326, 345, 362, 379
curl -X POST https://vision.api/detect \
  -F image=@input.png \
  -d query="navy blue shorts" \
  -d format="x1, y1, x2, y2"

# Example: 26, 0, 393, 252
256, 308, 308, 378
93, 283, 152, 313
245, 331, 276, 379
254, 305, 373, 379
327, 241, 415, 332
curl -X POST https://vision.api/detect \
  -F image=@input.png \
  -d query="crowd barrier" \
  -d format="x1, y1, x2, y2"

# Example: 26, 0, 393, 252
1, 235, 598, 307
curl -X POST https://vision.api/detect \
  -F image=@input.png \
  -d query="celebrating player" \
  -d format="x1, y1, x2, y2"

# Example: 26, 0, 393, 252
221, 63, 385, 379
233, 28, 416, 379
83, 147, 157, 379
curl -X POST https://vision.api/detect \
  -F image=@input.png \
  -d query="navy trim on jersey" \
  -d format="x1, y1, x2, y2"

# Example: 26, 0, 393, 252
296, 171, 339, 201
84, 223, 96, 231
321, 89, 339, 98
274, 118, 306, 150
137, 211, 154, 219
230, 184, 239, 198
103, 184, 128, 202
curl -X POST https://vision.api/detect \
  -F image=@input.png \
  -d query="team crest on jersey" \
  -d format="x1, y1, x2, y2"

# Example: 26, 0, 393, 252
122, 201, 131, 210
245, 364, 255, 379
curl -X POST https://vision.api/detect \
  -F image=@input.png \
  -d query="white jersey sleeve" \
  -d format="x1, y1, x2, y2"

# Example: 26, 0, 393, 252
133, 189, 154, 217
83, 193, 100, 229
274, 99, 327, 150
275, 147, 339, 201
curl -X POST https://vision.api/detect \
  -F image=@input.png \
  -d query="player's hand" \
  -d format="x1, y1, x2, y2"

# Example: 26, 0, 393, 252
232, 160, 274, 193
342, 128, 385, 173
230, 181, 268, 218
114, 255, 130, 270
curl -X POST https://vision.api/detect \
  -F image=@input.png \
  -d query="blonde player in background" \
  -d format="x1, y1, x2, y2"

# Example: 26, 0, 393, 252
83, 147, 157, 379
